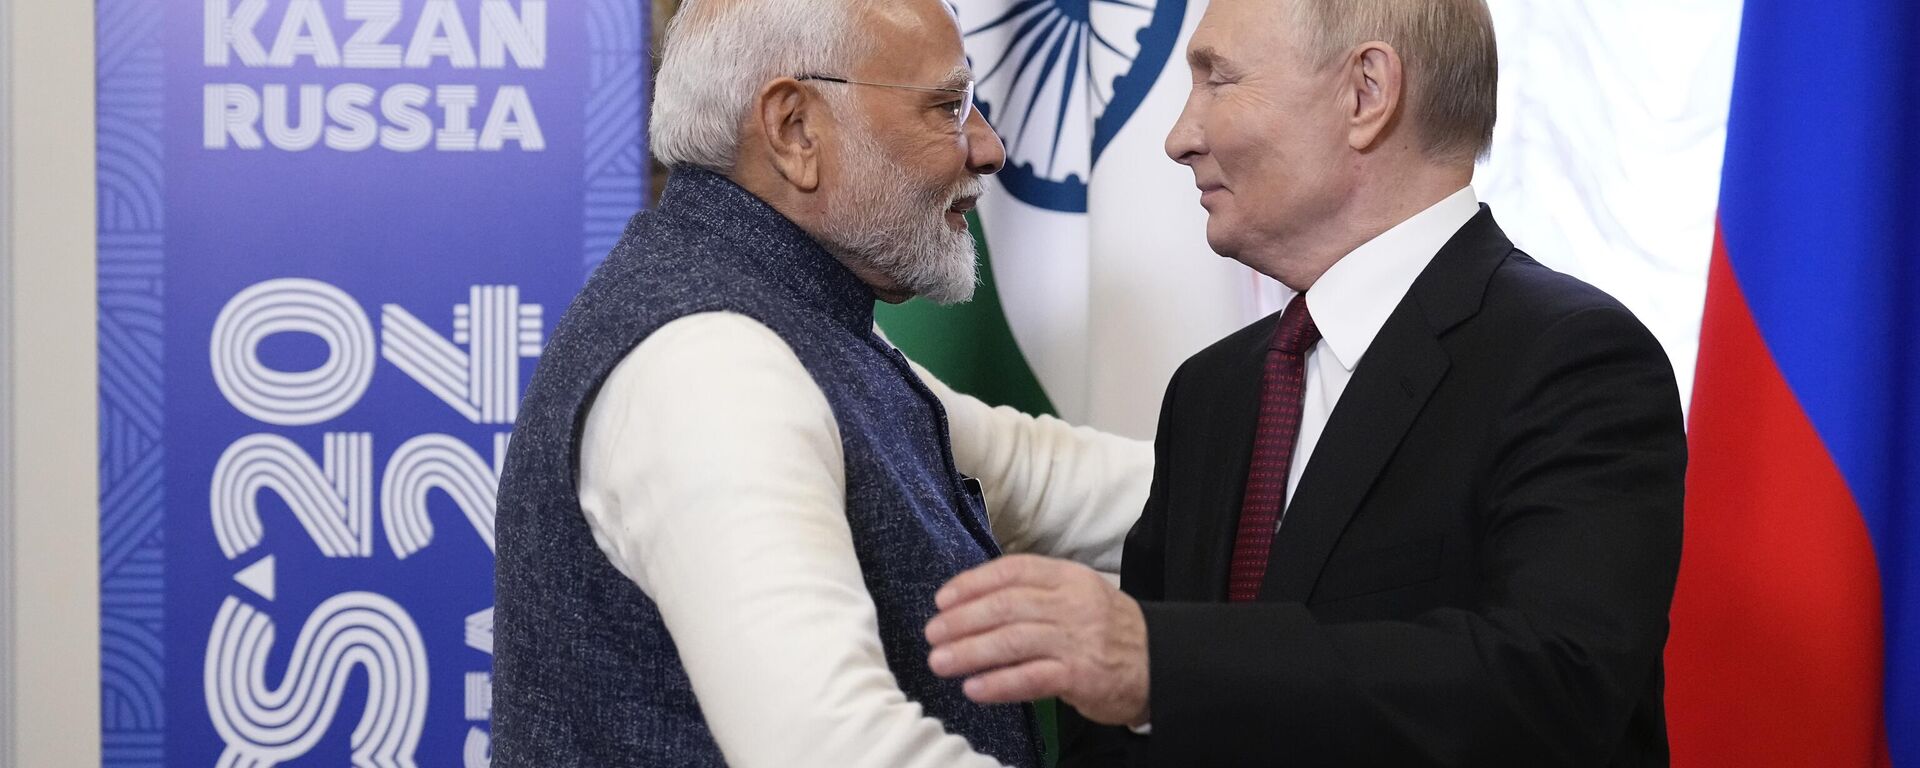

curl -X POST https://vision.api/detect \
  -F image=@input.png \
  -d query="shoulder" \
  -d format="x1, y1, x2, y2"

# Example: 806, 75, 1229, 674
1484, 250, 1629, 319
1474, 250, 1666, 356
550, 226, 786, 374
1170, 312, 1277, 387
1453, 251, 1679, 413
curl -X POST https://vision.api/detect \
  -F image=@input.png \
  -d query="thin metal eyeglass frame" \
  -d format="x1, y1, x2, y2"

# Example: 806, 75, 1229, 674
795, 74, 976, 130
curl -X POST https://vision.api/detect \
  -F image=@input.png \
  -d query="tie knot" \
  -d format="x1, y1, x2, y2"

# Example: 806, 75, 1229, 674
1271, 293, 1322, 354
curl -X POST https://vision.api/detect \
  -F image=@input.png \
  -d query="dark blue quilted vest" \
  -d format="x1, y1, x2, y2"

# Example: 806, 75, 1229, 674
492, 169, 1043, 767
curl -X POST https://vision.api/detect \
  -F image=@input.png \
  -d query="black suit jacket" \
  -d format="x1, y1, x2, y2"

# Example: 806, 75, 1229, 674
1062, 209, 1686, 767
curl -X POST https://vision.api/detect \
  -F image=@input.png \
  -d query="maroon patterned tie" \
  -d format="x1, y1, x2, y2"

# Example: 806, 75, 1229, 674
1226, 293, 1322, 602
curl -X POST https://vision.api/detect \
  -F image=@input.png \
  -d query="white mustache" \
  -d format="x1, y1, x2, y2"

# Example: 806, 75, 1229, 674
948, 176, 987, 206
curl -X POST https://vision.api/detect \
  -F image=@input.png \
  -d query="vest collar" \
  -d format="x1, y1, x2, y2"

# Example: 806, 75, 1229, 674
658, 168, 878, 333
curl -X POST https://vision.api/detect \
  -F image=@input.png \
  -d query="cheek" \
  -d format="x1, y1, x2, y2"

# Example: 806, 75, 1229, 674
1208, 129, 1279, 208
1210, 106, 1283, 171
896, 136, 960, 180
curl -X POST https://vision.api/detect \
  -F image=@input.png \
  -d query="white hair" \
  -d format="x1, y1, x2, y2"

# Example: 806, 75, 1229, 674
650, 0, 879, 172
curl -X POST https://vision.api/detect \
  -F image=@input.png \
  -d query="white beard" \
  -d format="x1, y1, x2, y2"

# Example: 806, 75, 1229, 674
817, 121, 985, 306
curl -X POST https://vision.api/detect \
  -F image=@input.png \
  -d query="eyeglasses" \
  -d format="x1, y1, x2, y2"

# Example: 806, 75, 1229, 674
796, 74, 977, 132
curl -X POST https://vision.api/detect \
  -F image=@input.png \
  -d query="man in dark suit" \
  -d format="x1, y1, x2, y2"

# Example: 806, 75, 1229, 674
922, 0, 1686, 763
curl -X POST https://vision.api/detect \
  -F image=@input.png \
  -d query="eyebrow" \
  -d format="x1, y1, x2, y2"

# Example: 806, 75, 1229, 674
1187, 45, 1237, 75
936, 66, 974, 91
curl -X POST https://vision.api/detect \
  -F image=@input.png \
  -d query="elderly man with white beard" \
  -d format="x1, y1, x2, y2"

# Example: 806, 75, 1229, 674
491, 0, 1152, 766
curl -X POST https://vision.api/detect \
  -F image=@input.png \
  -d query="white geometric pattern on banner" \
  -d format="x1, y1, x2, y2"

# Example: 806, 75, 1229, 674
233, 555, 277, 601
465, 672, 493, 721
211, 278, 379, 427
205, 593, 428, 768
382, 433, 508, 557
210, 433, 375, 560
384, 286, 545, 425
465, 607, 495, 655
464, 727, 492, 768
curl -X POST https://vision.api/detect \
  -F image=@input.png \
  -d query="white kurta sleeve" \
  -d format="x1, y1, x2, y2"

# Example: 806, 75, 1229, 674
577, 311, 1008, 768
905, 356, 1154, 574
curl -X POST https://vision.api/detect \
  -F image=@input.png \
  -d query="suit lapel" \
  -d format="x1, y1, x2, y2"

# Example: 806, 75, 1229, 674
1166, 314, 1274, 601
1258, 207, 1514, 603
1258, 306, 1449, 602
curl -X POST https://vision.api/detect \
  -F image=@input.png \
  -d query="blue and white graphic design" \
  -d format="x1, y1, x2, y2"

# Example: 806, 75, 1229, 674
98, 0, 171, 764
957, 0, 1187, 212
96, 1, 648, 765
205, 592, 428, 768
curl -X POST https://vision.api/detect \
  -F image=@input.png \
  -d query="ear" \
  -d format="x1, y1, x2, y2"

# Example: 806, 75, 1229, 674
1344, 41, 1404, 152
754, 78, 825, 192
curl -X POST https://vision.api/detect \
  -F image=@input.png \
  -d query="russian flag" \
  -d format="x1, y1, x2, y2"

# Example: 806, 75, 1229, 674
1665, 0, 1918, 765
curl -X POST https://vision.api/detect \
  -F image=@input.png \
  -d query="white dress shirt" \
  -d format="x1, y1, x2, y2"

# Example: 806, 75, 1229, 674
576, 311, 1152, 768
1280, 187, 1481, 510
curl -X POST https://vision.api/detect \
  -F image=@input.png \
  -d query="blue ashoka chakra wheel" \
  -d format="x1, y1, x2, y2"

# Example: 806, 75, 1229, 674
956, 0, 1189, 213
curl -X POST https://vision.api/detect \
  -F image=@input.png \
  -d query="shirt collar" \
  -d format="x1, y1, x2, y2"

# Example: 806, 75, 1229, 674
1301, 187, 1481, 372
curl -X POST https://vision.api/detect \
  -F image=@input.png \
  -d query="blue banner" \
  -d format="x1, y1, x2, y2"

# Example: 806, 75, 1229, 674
95, 1, 648, 764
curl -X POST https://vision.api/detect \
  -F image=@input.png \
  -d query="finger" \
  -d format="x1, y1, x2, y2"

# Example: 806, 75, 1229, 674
935, 554, 1057, 609
927, 622, 1058, 678
960, 659, 1072, 705
924, 586, 1055, 645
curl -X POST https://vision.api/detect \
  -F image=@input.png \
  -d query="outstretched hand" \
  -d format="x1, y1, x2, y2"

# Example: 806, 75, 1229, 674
924, 554, 1151, 726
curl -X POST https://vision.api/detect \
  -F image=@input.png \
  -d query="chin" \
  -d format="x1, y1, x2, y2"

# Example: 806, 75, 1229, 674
1204, 225, 1243, 261
917, 275, 978, 306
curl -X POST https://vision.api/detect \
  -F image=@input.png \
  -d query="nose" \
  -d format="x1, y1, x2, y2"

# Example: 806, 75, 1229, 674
1165, 90, 1205, 166
965, 107, 1006, 176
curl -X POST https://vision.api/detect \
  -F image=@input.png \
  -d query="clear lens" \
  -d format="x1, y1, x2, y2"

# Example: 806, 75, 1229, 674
959, 81, 976, 130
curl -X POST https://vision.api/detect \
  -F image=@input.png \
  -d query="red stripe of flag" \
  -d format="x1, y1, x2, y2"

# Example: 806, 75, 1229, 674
1665, 227, 1889, 767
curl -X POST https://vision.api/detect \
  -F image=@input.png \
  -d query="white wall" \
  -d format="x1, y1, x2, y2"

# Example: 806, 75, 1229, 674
2, 0, 101, 764
0, 0, 13, 756
1474, 0, 1743, 408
